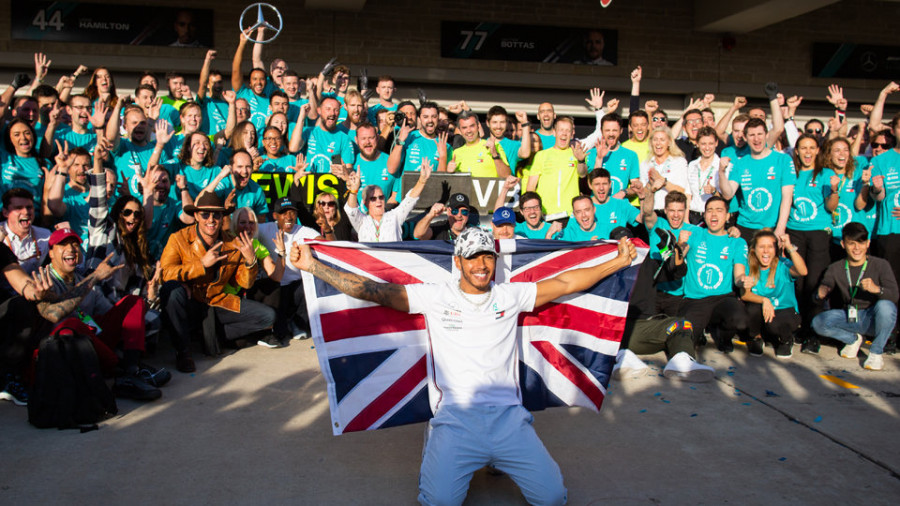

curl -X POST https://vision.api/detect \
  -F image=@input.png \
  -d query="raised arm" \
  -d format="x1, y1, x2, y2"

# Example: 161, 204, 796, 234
494, 176, 519, 212
629, 66, 642, 113
198, 49, 216, 101
291, 242, 409, 312
515, 111, 532, 160
231, 30, 251, 92
765, 85, 785, 147
716, 96, 746, 143
718, 157, 737, 200
869, 82, 899, 135
534, 238, 636, 307
406, 158, 433, 199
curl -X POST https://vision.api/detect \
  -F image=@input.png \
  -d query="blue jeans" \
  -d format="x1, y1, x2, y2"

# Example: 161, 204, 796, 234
811, 300, 897, 355
418, 404, 566, 506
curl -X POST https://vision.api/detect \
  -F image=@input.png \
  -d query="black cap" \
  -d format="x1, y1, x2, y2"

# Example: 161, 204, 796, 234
274, 197, 298, 214
448, 193, 469, 209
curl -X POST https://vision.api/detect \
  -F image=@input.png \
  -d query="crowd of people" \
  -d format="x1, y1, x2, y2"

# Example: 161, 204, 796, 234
0, 31, 898, 412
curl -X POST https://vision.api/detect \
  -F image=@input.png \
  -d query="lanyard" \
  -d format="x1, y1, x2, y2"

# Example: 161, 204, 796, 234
845, 259, 867, 300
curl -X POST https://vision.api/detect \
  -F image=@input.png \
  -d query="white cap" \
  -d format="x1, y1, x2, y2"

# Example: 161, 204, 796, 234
453, 227, 497, 259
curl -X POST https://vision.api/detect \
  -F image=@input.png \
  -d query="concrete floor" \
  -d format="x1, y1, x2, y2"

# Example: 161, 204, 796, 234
1, 338, 899, 505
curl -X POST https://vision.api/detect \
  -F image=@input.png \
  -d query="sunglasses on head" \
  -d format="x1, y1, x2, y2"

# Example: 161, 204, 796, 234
806, 128, 823, 134
198, 211, 223, 220
368, 195, 385, 202
450, 207, 470, 216
121, 208, 142, 218
872, 142, 893, 149
317, 200, 336, 207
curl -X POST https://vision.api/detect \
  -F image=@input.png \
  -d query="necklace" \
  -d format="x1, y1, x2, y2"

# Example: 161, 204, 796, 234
456, 283, 492, 308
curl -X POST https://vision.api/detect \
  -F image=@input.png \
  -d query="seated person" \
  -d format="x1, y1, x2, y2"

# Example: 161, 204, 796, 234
35, 229, 166, 401
740, 230, 807, 358
811, 222, 898, 370
491, 207, 518, 239
159, 191, 276, 372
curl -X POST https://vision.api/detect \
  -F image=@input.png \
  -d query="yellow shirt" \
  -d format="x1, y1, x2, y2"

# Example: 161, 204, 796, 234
530, 147, 581, 216
452, 140, 508, 178
620, 141, 646, 207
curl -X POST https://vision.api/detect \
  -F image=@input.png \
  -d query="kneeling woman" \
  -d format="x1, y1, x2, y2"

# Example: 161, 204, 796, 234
741, 230, 808, 358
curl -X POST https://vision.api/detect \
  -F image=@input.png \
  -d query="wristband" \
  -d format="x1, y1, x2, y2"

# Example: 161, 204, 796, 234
244, 258, 258, 268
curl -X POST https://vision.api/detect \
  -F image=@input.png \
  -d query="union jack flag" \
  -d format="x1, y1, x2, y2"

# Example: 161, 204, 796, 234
301, 238, 647, 435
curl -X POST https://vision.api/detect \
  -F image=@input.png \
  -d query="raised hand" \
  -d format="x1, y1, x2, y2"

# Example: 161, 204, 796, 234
320, 57, 338, 77
90, 101, 109, 129
644, 100, 659, 115
34, 52, 51, 83
29, 266, 54, 302
733, 96, 748, 109
93, 252, 126, 282
293, 153, 309, 184
503, 175, 519, 192
273, 229, 286, 254
436, 132, 449, 158
291, 243, 314, 272
54, 140, 73, 173
237, 231, 256, 264
860, 104, 874, 116
786, 95, 803, 116
630, 66, 642, 84
223, 90, 236, 104
175, 174, 187, 191
201, 242, 228, 268
881, 81, 900, 96
515, 111, 528, 125
357, 68, 368, 92
346, 169, 361, 193
585, 88, 605, 110
428, 202, 446, 217
830, 175, 840, 191
861, 167, 872, 185
826, 84, 845, 109
605, 98, 620, 114
155, 119, 174, 145
418, 158, 433, 182
205, 49, 217, 63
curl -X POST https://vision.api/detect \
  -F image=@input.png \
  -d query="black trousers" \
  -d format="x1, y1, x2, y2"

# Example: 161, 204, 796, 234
679, 294, 748, 346
786, 229, 830, 337
745, 303, 801, 345
273, 279, 310, 340
159, 281, 276, 353
873, 233, 900, 332
623, 315, 694, 359
0, 296, 41, 377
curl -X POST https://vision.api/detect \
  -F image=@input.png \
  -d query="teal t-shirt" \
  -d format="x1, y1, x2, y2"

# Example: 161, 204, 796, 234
113, 140, 172, 198
215, 177, 269, 217
586, 146, 640, 196
649, 220, 697, 296
558, 220, 602, 241
821, 168, 865, 240
591, 198, 639, 239
61, 185, 91, 243
498, 137, 521, 173
148, 193, 182, 260
163, 162, 219, 198
536, 131, 556, 151
402, 131, 451, 173
302, 126, 356, 173
729, 150, 796, 229
515, 220, 553, 239
750, 259, 798, 311
683, 228, 748, 299
355, 153, 397, 205
235, 85, 271, 131
0, 151, 44, 207
258, 154, 296, 174
871, 149, 900, 236
199, 96, 229, 136
54, 126, 97, 154
786, 169, 832, 231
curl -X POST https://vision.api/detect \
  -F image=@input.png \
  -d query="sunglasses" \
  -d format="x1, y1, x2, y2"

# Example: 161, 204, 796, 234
450, 207, 470, 216
317, 201, 336, 207
806, 128, 823, 134
121, 208, 142, 218
198, 211, 223, 220
652, 117, 667, 123
872, 142, 893, 150
368, 195, 385, 202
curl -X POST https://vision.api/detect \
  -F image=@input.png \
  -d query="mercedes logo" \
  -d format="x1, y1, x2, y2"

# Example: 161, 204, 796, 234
239, 3, 283, 44
860, 51, 878, 73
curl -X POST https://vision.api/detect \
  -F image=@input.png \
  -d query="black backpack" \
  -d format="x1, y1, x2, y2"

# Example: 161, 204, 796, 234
28, 324, 118, 430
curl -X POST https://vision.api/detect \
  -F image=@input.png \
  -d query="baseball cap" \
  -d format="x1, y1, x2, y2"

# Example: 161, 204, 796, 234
49, 228, 82, 248
448, 193, 470, 209
492, 207, 516, 226
453, 227, 497, 259
273, 197, 299, 214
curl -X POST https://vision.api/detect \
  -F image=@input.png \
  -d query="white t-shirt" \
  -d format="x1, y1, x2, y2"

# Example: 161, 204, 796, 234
257, 222, 320, 285
406, 281, 537, 413
640, 156, 690, 210
345, 192, 418, 242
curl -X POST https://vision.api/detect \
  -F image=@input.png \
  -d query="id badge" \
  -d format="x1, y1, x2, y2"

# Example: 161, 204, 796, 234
847, 306, 858, 323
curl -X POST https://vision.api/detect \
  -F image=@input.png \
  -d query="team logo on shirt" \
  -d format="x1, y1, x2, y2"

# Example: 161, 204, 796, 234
495, 311, 505, 319
747, 188, 773, 212
790, 197, 817, 222
719, 245, 729, 260
697, 264, 725, 290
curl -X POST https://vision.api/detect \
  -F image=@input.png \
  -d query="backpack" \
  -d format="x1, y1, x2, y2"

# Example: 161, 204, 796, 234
28, 320, 118, 430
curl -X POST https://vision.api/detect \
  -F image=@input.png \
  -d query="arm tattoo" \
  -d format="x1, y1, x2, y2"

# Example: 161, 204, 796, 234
37, 277, 96, 322
310, 260, 405, 309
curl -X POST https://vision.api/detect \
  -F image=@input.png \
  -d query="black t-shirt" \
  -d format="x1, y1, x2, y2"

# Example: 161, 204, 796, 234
0, 243, 16, 271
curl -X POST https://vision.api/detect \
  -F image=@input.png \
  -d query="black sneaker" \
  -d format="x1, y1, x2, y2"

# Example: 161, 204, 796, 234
257, 336, 286, 349
747, 337, 765, 357
113, 374, 162, 401
137, 362, 172, 388
713, 329, 734, 353
801, 336, 820, 354
775, 341, 793, 358
0, 375, 28, 406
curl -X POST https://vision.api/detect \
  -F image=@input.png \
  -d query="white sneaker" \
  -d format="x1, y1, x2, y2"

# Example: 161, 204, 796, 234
289, 321, 310, 340
864, 353, 884, 371
663, 352, 715, 382
840, 334, 864, 359
612, 349, 648, 380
